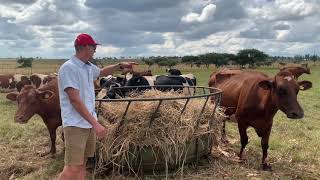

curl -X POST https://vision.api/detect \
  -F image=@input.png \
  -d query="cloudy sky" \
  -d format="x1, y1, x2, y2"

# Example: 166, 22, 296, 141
0, 0, 320, 58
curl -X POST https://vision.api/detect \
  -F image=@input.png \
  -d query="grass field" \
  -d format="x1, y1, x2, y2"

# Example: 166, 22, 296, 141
0, 63, 319, 179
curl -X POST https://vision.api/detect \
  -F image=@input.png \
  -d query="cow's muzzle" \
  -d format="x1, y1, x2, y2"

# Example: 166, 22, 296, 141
287, 111, 304, 119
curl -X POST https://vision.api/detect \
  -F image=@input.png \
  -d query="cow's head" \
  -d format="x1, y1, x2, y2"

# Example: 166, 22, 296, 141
304, 67, 311, 74
99, 75, 124, 88
258, 72, 312, 119
166, 68, 182, 75
6, 85, 54, 123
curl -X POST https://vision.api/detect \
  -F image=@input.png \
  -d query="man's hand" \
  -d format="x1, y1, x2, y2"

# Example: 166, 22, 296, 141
93, 122, 107, 139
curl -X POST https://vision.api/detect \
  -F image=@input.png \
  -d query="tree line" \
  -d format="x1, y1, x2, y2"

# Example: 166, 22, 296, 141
16, 48, 320, 68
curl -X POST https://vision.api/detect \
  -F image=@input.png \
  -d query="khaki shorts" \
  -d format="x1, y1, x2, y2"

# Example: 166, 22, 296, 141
63, 126, 96, 165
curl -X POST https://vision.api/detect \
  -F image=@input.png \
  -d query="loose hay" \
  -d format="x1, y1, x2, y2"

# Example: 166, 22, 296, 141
95, 89, 224, 177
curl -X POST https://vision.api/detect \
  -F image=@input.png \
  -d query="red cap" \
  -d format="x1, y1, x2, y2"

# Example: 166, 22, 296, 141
74, 33, 100, 46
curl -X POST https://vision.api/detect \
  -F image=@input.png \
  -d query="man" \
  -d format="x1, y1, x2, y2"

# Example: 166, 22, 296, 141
58, 33, 137, 180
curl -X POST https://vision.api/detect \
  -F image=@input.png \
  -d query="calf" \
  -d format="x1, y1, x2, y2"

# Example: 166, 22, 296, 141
209, 69, 312, 170
6, 79, 62, 156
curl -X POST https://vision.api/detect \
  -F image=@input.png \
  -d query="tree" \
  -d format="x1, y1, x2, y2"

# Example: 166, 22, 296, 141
235, 49, 268, 68
91, 58, 104, 67
310, 54, 318, 63
165, 59, 178, 68
142, 58, 154, 68
17, 56, 33, 68
181, 55, 198, 68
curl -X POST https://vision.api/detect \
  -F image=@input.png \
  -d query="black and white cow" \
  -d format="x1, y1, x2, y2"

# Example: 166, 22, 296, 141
125, 73, 196, 95
96, 72, 197, 99
166, 68, 182, 75
97, 75, 126, 99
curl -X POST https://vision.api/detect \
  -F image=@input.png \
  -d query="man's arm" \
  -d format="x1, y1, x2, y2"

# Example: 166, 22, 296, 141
65, 87, 106, 138
99, 62, 138, 77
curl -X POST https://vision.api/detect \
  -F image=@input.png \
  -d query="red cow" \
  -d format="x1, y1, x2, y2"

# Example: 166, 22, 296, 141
0, 74, 15, 89
6, 79, 62, 156
209, 69, 312, 170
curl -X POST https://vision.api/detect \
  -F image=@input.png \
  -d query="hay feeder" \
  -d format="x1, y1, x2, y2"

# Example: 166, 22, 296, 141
95, 85, 222, 176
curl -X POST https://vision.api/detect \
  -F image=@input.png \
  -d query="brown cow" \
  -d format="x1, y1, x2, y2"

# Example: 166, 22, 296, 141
6, 79, 62, 156
209, 69, 312, 170
280, 66, 310, 79
0, 74, 15, 89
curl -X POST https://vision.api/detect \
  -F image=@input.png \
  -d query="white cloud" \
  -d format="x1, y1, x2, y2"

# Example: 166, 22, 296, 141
1, 0, 320, 58
95, 45, 124, 57
181, 4, 216, 23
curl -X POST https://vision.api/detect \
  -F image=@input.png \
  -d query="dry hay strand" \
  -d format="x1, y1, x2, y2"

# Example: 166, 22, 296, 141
0, 163, 36, 179
95, 89, 225, 176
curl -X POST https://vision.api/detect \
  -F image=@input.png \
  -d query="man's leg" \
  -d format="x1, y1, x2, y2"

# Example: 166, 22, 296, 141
78, 158, 88, 180
58, 127, 90, 180
58, 165, 83, 180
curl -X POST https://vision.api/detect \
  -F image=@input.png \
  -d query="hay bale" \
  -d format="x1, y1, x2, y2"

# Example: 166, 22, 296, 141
96, 90, 224, 175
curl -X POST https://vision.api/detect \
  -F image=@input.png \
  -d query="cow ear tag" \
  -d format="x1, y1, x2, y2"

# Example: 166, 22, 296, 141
38, 90, 54, 100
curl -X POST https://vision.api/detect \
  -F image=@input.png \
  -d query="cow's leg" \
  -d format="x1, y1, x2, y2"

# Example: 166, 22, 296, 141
260, 128, 272, 171
238, 122, 248, 161
48, 127, 57, 154
221, 117, 229, 143
40, 125, 57, 157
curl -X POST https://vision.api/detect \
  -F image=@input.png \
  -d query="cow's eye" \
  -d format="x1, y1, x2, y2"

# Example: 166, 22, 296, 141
277, 88, 287, 96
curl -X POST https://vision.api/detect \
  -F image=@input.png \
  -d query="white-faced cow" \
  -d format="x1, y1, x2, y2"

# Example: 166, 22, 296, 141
6, 79, 62, 156
30, 73, 49, 88
208, 69, 312, 171
13, 74, 32, 92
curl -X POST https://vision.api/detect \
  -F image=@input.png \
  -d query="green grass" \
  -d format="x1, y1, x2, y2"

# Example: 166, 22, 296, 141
0, 65, 319, 179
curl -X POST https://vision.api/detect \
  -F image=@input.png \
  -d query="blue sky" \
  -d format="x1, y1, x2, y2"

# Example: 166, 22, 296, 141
0, 0, 319, 58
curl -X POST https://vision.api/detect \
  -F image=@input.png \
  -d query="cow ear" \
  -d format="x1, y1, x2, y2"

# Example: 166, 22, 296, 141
258, 80, 274, 90
38, 90, 54, 100
298, 80, 312, 90
6, 92, 18, 101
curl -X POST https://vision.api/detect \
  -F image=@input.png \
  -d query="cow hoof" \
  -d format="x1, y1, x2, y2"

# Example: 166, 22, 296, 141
38, 151, 55, 157
238, 156, 246, 163
261, 163, 272, 171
